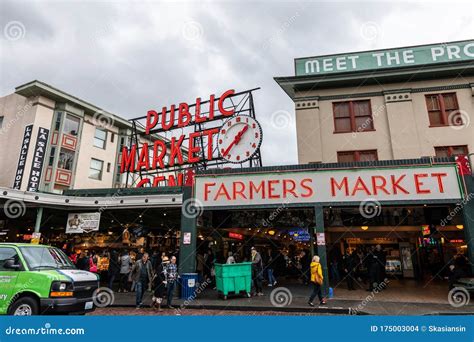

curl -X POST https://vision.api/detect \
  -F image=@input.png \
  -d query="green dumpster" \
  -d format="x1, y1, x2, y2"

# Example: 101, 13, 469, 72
214, 262, 252, 300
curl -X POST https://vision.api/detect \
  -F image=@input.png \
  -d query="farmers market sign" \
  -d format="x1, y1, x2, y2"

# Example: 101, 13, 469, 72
195, 165, 462, 207
295, 40, 474, 76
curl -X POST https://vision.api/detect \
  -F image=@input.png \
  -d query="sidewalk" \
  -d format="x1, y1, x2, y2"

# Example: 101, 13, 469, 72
109, 281, 474, 315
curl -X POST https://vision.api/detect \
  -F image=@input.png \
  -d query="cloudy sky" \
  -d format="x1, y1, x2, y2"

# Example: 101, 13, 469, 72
1, 0, 473, 166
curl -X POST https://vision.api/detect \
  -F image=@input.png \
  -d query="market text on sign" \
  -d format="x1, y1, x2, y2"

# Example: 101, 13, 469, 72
120, 89, 235, 175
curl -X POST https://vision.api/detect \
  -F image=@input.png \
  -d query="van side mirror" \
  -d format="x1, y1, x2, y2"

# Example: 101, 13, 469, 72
3, 259, 20, 270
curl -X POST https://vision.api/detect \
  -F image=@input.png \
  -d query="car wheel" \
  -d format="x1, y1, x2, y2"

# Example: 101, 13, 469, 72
9, 297, 39, 316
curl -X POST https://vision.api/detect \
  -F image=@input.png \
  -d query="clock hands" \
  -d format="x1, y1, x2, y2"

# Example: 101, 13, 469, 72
222, 124, 249, 157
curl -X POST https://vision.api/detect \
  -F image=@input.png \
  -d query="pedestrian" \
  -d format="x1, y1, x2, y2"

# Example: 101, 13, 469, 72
107, 249, 120, 290
76, 252, 90, 271
251, 247, 264, 296
164, 256, 179, 308
196, 251, 205, 283
118, 250, 132, 293
130, 252, 153, 308
152, 256, 169, 312
265, 249, 277, 287
308, 255, 326, 306
226, 251, 236, 264
342, 248, 355, 290
300, 250, 310, 285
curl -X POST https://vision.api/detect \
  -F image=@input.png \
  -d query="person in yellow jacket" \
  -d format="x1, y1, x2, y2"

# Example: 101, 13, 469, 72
308, 255, 326, 306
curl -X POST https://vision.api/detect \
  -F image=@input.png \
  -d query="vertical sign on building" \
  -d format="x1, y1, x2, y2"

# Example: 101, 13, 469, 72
12, 124, 33, 190
27, 127, 50, 192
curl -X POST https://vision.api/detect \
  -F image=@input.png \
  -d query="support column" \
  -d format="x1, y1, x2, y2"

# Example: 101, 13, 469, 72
314, 205, 329, 296
179, 187, 197, 274
34, 207, 43, 233
462, 176, 474, 275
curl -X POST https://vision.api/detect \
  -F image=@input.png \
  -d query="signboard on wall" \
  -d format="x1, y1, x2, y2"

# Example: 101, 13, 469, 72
12, 124, 33, 190
27, 127, 49, 192
66, 213, 101, 234
195, 165, 462, 207
295, 40, 474, 76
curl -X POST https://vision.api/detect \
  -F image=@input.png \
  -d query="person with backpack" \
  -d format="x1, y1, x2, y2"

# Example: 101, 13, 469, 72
308, 255, 326, 306
251, 247, 264, 296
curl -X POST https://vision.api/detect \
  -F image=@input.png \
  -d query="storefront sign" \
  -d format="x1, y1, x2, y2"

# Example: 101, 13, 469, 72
121, 89, 263, 187
295, 40, 474, 76
183, 232, 192, 245
195, 165, 462, 207
228, 232, 243, 240
27, 127, 49, 192
12, 124, 33, 190
316, 233, 325, 246
66, 213, 101, 234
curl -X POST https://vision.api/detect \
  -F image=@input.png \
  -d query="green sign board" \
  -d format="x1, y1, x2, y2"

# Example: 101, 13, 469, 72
295, 40, 474, 77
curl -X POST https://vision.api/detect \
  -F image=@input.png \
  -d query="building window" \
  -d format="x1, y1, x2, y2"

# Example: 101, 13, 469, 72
94, 128, 107, 149
0, 116, 4, 129
425, 93, 461, 126
337, 150, 378, 162
107, 162, 111, 173
48, 147, 56, 167
110, 132, 115, 143
54, 112, 63, 131
63, 114, 80, 136
89, 158, 103, 180
333, 100, 374, 133
434, 145, 468, 158
58, 149, 74, 170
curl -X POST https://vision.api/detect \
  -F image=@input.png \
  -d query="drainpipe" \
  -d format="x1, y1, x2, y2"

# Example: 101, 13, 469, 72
34, 207, 43, 233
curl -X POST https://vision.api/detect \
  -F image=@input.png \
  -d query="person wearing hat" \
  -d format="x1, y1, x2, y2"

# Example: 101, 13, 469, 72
251, 247, 264, 296
152, 256, 169, 312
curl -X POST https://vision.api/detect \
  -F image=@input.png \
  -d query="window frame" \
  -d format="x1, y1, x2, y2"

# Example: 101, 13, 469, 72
434, 145, 469, 158
89, 158, 104, 180
93, 128, 107, 149
337, 149, 378, 163
332, 100, 375, 133
425, 92, 460, 127
0, 116, 4, 129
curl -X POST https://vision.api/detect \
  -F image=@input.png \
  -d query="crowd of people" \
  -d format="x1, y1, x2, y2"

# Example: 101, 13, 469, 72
68, 248, 181, 310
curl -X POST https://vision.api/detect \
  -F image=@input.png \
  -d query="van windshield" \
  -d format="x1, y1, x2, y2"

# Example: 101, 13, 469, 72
20, 246, 76, 270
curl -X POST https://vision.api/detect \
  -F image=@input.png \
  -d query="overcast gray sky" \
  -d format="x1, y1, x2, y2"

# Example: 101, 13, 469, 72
1, 0, 473, 166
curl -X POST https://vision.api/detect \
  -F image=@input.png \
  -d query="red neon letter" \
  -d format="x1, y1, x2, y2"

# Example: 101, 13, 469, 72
120, 145, 136, 173
204, 182, 216, 201
218, 90, 235, 116
187, 131, 202, 164
178, 103, 191, 127
169, 135, 185, 166
300, 179, 314, 198
371, 175, 390, 195
145, 110, 158, 134
161, 105, 175, 131
152, 140, 167, 169
391, 174, 409, 194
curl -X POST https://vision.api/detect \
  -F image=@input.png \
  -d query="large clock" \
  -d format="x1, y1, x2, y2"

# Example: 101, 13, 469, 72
217, 115, 263, 163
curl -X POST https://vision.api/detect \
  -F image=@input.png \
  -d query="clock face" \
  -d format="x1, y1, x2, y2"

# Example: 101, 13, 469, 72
218, 115, 263, 163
